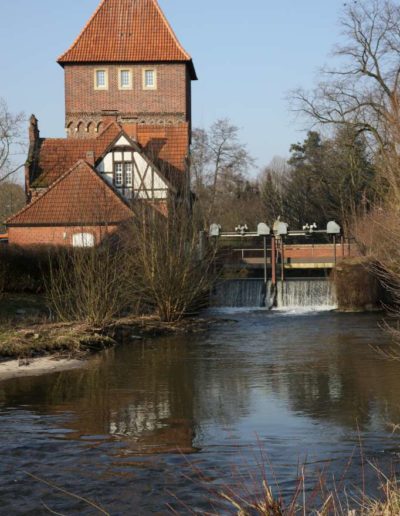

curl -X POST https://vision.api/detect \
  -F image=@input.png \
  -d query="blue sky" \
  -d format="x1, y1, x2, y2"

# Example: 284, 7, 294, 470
0, 0, 346, 173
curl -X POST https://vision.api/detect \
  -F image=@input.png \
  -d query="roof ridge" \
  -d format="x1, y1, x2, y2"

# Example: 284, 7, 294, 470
57, 0, 107, 63
152, 0, 191, 61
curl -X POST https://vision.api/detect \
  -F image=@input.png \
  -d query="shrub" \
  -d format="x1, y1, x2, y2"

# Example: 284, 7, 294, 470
46, 243, 129, 327
333, 258, 384, 311
123, 202, 217, 322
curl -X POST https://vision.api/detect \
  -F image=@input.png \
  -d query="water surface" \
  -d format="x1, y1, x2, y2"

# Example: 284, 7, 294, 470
1, 310, 400, 514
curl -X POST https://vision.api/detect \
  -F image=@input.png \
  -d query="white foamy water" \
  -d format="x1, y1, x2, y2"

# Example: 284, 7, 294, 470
212, 278, 337, 311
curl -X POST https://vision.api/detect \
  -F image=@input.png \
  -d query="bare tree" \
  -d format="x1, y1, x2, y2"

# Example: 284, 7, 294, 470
292, 1, 400, 151
124, 201, 217, 322
0, 182, 25, 230
46, 243, 129, 328
0, 98, 25, 183
259, 156, 290, 224
191, 119, 255, 224
291, 0, 400, 222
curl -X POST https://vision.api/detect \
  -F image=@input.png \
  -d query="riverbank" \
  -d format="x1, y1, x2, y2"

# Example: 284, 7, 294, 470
0, 293, 225, 381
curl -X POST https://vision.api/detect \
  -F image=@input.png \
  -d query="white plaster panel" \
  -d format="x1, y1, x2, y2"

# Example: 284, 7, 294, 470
115, 135, 131, 146
104, 153, 113, 171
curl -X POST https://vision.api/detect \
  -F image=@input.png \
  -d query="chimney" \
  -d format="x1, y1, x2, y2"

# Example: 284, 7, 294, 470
26, 115, 40, 203
29, 115, 39, 144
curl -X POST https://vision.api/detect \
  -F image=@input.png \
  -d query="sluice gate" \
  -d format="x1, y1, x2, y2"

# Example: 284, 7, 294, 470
212, 278, 336, 309
207, 220, 358, 309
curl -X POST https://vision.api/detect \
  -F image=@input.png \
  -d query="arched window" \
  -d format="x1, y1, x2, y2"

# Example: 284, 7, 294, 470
96, 122, 104, 134
86, 121, 93, 133
76, 121, 83, 133
72, 233, 95, 248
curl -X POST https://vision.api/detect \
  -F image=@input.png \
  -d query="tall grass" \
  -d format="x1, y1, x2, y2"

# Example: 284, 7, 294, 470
168, 444, 400, 515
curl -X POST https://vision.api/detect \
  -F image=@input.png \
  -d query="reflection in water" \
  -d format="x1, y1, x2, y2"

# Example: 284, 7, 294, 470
1, 311, 400, 513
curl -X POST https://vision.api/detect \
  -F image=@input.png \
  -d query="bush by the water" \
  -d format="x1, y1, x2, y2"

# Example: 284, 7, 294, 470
46, 244, 130, 327
333, 258, 384, 311
123, 203, 217, 322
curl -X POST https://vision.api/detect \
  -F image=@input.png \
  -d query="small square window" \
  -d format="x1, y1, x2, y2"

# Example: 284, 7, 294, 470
119, 69, 132, 90
143, 69, 157, 90
95, 69, 108, 90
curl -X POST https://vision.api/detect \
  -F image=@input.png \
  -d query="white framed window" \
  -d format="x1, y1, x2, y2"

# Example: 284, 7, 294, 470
94, 69, 108, 90
125, 163, 133, 187
115, 162, 123, 186
143, 69, 157, 90
72, 233, 95, 248
118, 69, 132, 90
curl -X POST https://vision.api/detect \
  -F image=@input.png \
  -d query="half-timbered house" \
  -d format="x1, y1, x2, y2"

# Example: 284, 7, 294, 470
7, 0, 196, 246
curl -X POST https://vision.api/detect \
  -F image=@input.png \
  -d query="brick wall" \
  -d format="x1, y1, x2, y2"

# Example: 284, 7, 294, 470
65, 63, 189, 126
8, 225, 119, 247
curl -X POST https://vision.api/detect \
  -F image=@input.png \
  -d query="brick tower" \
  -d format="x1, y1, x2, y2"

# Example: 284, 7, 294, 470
58, 0, 196, 141
7, 0, 196, 246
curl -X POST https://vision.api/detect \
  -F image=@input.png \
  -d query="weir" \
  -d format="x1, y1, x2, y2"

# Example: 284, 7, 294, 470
212, 278, 336, 309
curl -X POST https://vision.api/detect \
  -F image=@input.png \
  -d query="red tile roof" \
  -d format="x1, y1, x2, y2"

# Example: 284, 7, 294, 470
30, 122, 188, 190
31, 122, 122, 188
58, 0, 197, 79
8, 161, 133, 226
137, 124, 189, 188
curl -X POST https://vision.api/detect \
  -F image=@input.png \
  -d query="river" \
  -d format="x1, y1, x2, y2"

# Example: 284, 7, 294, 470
1, 309, 400, 514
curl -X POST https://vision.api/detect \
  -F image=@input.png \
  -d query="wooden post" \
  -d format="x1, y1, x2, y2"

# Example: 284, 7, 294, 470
341, 235, 345, 260
271, 236, 276, 286
280, 237, 285, 308
333, 235, 337, 266
263, 236, 268, 285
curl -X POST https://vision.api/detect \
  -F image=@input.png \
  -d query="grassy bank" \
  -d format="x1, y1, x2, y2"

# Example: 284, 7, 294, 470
0, 293, 218, 362
0, 293, 129, 361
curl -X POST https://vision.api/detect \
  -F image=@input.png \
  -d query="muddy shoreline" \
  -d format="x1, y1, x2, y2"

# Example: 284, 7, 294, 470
0, 315, 229, 382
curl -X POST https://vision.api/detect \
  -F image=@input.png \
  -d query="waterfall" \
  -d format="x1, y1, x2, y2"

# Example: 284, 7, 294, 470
212, 278, 336, 309
276, 279, 336, 309
212, 279, 266, 308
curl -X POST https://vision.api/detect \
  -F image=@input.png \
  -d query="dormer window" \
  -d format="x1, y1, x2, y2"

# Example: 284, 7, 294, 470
143, 69, 157, 90
119, 69, 132, 90
95, 69, 108, 90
